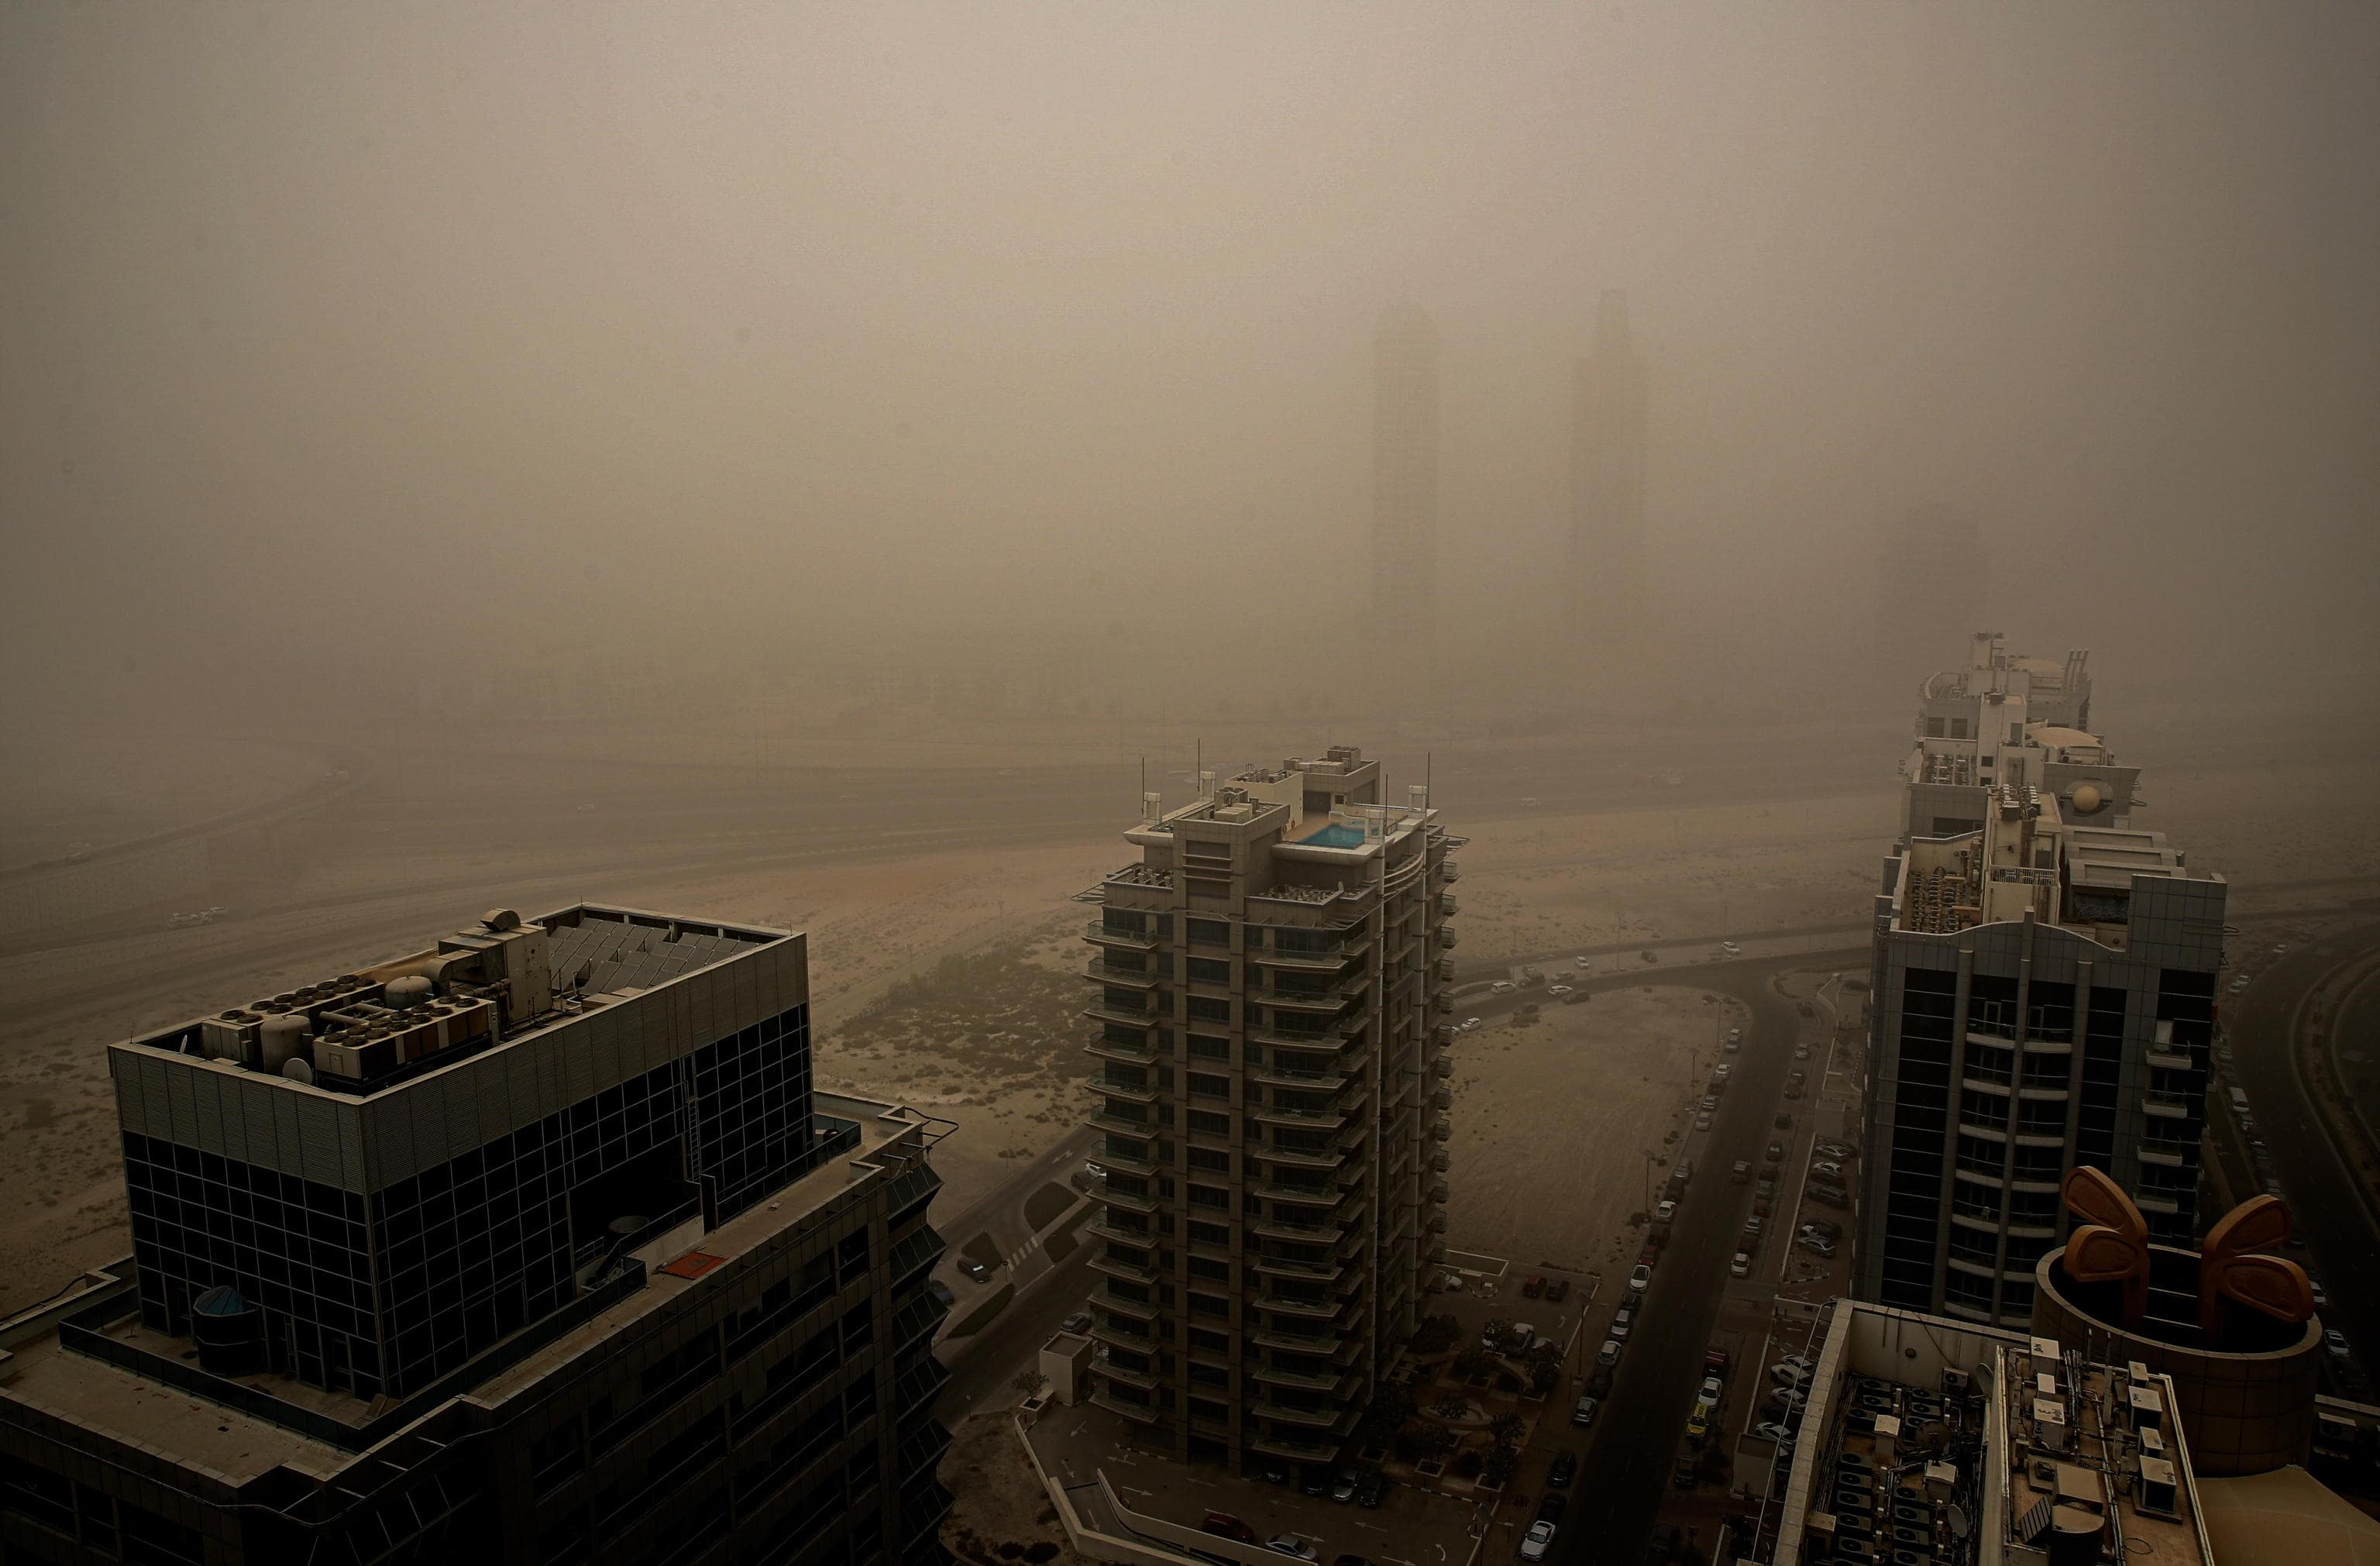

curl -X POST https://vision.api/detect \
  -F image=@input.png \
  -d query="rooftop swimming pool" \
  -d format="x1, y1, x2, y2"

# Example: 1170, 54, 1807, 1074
1300, 822, 1368, 848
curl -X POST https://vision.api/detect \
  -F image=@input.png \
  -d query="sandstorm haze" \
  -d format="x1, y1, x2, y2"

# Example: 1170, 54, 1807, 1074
4, 1, 2377, 740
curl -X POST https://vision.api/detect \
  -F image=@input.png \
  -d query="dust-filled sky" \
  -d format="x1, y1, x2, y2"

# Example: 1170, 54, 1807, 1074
4, 2, 2375, 727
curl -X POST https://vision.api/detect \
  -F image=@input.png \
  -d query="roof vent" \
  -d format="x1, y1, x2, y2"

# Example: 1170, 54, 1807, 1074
483, 908, 522, 932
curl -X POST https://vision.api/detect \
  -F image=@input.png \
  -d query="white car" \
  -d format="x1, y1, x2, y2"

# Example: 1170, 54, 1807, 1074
1753, 1420, 1797, 1444
1713, 1064, 1732, 1081
1694, 1113, 1713, 1131
1518, 1521, 1556, 1563
1811, 1160, 1845, 1179
2312, 1280, 2329, 1307
1548, 983, 1573, 996
1573, 955, 1591, 969
1629, 1263, 1653, 1291
1724, 1038, 1740, 1054
1597, 1339, 1622, 1367
1729, 1252, 1751, 1278
1700, 1375, 1724, 1403
2326, 1330, 2351, 1360
1462, 1017, 1483, 1032
1491, 980, 1517, 994
1721, 942, 1742, 955
2272, 943, 2288, 955
1267, 1537, 1317, 1561
1794, 1043, 1811, 1060
1655, 1199, 1677, 1224
1610, 1313, 1632, 1343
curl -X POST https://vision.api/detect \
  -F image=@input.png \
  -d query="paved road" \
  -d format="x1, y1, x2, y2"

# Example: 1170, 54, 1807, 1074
1539, 950, 1848, 1564
2226, 921, 2380, 1379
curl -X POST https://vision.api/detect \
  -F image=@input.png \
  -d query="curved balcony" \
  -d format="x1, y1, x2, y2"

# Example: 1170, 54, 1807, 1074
1083, 1000, 1163, 1031
1257, 1288, 1354, 1320
1251, 1397, 1350, 1429
1089, 1180, 1159, 1216
1090, 1387, 1162, 1425
1094, 1351, 1161, 1391
1085, 921, 1160, 951
1094, 1285, 1160, 1320
1253, 1098, 1354, 1131
1088, 1110, 1158, 1139
1254, 1179, 1345, 1209
1263, 1137, 1353, 1170
1090, 1251, 1160, 1287
1085, 1033, 1163, 1065
1250, 939, 1356, 970
1252, 1249, 1352, 1283
1085, 1074, 1159, 1105
1086, 1215, 1157, 1248
1255, 983, 1357, 1013
1085, 958, 1161, 989
1249, 1361, 1354, 1396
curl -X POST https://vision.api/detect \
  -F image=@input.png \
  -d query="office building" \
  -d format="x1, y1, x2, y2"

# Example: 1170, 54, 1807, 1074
1856, 646, 2224, 1325
1077, 746, 1458, 1471
1875, 507, 1990, 684
1569, 288, 1649, 662
1371, 304, 1439, 663
0, 905, 954, 1566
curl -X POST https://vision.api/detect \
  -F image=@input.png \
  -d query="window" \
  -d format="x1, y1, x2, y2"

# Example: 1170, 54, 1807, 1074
1188, 996, 1231, 1023
1188, 958, 1232, 985
1188, 1147, 1230, 1172
1189, 1034, 1230, 1059
1189, 1256, 1231, 1282
1188, 918, 1230, 947
1188, 1109, 1230, 1135
1188, 1220, 1230, 1245
1188, 1073, 1231, 1100
1190, 1363, 1230, 1388
1187, 1292, 1230, 1318
1189, 1326, 1230, 1352
1188, 1184, 1230, 1210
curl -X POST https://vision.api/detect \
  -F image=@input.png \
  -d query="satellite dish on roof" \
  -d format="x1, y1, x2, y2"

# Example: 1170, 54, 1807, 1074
1948, 1503, 1970, 1539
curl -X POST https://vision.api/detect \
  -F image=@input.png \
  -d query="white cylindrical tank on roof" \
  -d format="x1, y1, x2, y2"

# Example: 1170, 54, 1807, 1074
384, 975, 434, 1008
260, 1013, 313, 1073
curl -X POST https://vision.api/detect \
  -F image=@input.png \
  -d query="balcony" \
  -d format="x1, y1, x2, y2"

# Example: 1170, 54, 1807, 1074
1250, 1360, 1355, 1396
1255, 980, 1360, 1012
1087, 1109, 1157, 1139
1259, 1287, 1355, 1319
1084, 1072, 1160, 1104
1085, 1033, 1162, 1065
1094, 1285, 1161, 1320
1251, 939, 1356, 971
1089, 1179, 1159, 1215
1253, 1096, 1355, 1130
1088, 1317, 1155, 1353
1092, 1143, 1157, 1175
2143, 1092, 2195, 1119
1094, 1350, 1161, 1390
1090, 1387, 1162, 1425
2145, 1048, 2196, 1073
1438, 893, 1460, 917
1086, 958, 1162, 988
1254, 1178, 1346, 1208
1253, 1250, 1351, 1283
1262, 1134, 1355, 1169
1090, 1250, 1161, 1287
1441, 861, 1460, 883
1086, 1215, 1158, 1248
1085, 921, 1160, 951
1248, 1427, 1340, 1462
1249, 1321, 1362, 1359
1084, 1000, 1163, 1032
1251, 1206, 1357, 1243
1251, 1396, 1350, 1429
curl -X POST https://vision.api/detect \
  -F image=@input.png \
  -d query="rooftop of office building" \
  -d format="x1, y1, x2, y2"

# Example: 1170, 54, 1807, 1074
0, 1092, 940, 1489
1993, 1337, 2210, 1562
112, 903, 791, 1098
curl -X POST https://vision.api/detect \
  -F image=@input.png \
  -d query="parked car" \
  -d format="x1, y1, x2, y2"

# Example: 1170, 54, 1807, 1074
1797, 1234, 1836, 1257
1640, 950, 1659, 963
1298, 1464, 1333, 1497
1491, 979, 1517, 994
1572, 1394, 1600, 1427
1700, 1374, 1724, 1403
1545, 1278, 1570, 1303
2311, 1279, 2329, 1307
1724, 1037, 1740, 1054
1807, 1184, 1848, 1210
1061, 1311, 1092, 1334
1630, 1263, 1653, 1291
1764, 1142, 1783, 1162
1721, 941, 1742, 955
1563, 988, 1591, 1005
1611, 1308, 1634, 1341
1811, 1160, 1844, 1179
958, 1258, 992, 1281
1260, 1458, 1293, 1486
1268, 1536, 1319, 1561
1701, 1095, 1719, 1112
1205, 1513, 1259, 1544
1536, 1495, 1567, 1526
1655, 1199, 1677, 1224
1801, 1219, 1842, 1241
1714, 1064, 1733, 1081
1695, 1113, 1713, 1131
1518, 1520, 1556, 1563
1574, 955, 1592, 969
1744, 1216, 1764, 1237
1732, 1161, 1752, 1184
1547, 1451, 1577, 1488
1548, 983, 1573, 996
1774, 1112, 1793, 1130
1462, 1017, 1483, 1032
2327, 1330, 2352, 1360
1728, 1027, 1742, 1041
1773, 1355, 1814, 1379
1356, 1473, 1384, 1509
1752, 1420, 1797, 1444
1598, 1339, 1623, 1368
1730, 1252, 1751, 1278
1523, 1275, 1546, 1299
1816, 1141, 1854, 1160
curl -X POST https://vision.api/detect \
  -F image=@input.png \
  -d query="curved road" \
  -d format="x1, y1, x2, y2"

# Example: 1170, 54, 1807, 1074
2226, 921, 2380, 1376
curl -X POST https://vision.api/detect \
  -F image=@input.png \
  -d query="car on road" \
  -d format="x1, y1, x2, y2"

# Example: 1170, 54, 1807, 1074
1641, 950, 1659, 963
1611, 1309, 1634, 1341
1574, 955, 1592, 968
1548, 983, 1573, 996
1546, 1278, 1570, 1303
2273, 943, 2288, 955
1518, 1520, 1556, 1563
1462, 1017, 1483, 1032
1797, 1234, 1836, 1257
1491, 980, 1517, 994
2229, 976, 2249, 993
1331, 1467, 1361, 1502
1598, 1339, 1623, 1368
1729, 1251, 1751, 1278
1630, 1262, 1653, 1290
1701, 1095, 1719, 1112
1523, 1275, 1546, 1298
957, 1258, 992, 1281
1205, 1513, 1259, 1544
1811, 1160, 1844, 1179
1299, 1464, 1332, 1497
1816, 1141, 1853, 1159
1357, 1473, 1385, 1509
1573, 1394, 1600, 1427
1546, 1451, 1577, 1488
1695, 1113, 1713, 1131
1713, 1064, 1733, 1081
2327, 1330, 2352, 1361
1732, 1160, 1751, 1183
2312, 1280, 2330, 1307
1061, 1311, 1092, 1334
1764, 1142, 1783, 1162
1744, 1216, 1764, 1237
1794, 1043, 1811, 1060
1721, 941, 1742, 956
1752, 1420, 1797, 1444
1267, 1536, 1319, 1561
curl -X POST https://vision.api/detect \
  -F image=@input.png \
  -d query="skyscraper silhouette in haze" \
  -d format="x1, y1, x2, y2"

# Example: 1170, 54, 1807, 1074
1371, 304, 1439, 666
1570, 290, 1649, 668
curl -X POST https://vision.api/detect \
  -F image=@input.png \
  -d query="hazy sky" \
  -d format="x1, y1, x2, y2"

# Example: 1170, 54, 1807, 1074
4, 2, 2375, 723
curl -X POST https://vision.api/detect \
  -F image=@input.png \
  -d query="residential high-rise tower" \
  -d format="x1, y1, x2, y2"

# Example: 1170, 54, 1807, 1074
1078, 747, 1459, 1471
1569, 289, 1649, 663
1371, 305, 1439, 663
1856, 646, 2221, 1327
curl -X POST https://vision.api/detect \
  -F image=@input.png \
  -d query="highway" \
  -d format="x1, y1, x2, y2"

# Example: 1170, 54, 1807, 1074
2225, 920, 2380, 1380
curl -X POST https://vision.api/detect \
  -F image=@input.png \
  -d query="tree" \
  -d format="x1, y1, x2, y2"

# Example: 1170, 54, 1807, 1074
1481, 1317, 1515, 1354
1488, 1413, 1524, 1447
1410, 1314, 1459, 1354
1413, 1424, 1457, 1460
1432, 1391, 1473, 1421
1482, 1444, 1521, 1489
1453, 1348, 1499, 1382
1358, 1383, 1418, 1447
1012, 1371, 1041, 1397
1528, 1358, 1560, 1398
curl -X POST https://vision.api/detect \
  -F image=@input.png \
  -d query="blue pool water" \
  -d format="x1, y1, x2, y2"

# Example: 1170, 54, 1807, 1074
1302, 822, 1367, 848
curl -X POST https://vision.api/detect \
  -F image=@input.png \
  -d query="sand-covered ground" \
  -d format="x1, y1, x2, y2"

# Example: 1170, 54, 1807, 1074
1, 738, 2374, 1311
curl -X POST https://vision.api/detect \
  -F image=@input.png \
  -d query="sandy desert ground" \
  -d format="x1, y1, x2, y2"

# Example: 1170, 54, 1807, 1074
0, 735, 2373, 1313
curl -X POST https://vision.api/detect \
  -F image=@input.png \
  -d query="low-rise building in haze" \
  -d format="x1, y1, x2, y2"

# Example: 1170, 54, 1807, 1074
0, 904, 954, 1566
1856, 641, 2224, 1323
1077, 745, 1458, 1471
